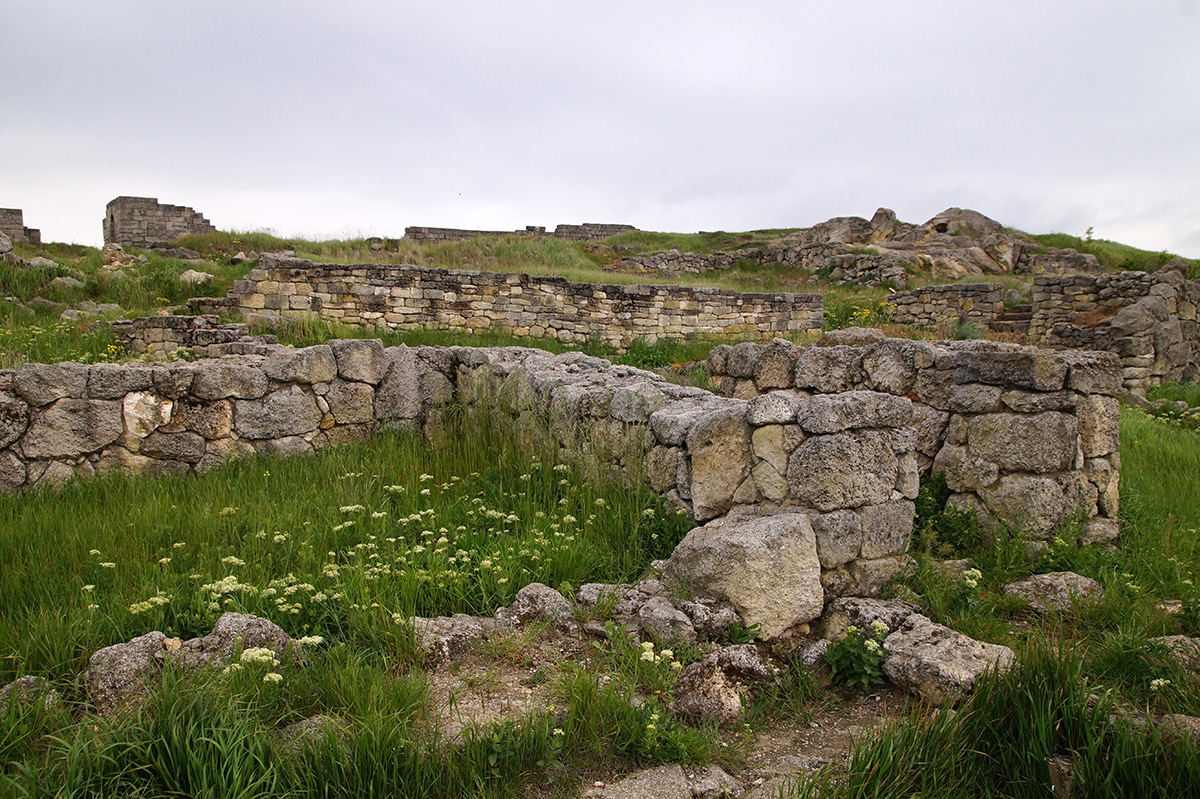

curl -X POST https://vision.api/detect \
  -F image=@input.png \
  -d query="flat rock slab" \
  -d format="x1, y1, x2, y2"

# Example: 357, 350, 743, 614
583, 764, 690, 799
1001, 571, 1103, 612
882, 614, 1015, 703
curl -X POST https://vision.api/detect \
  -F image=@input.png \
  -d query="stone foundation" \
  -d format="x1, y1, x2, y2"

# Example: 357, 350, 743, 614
103, 197, 216, 249
190, 255, 824, 348
706, 332, 1122, 546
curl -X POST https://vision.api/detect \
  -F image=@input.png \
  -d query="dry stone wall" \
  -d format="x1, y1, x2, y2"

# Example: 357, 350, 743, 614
112, 315, 278, 360
889, 284, 1006, 329
706, 332, 1123, 547
0, 342, 917, 610
404, 223, 635, 244
103, 197, 216, 249
0, 208, 41, 246
192, 255, 823, 348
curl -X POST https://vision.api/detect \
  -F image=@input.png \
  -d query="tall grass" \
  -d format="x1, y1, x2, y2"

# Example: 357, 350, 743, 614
1024, 232, 1196, 275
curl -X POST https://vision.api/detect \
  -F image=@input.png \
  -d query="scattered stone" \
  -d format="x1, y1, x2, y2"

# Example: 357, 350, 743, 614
494, 582, 575, 629
87, 631, 169, 713
275, 714, 350, 755
670, 644, 775, 725
1149, 635, 1200, 672
179, 269, 215, 286
0, 232, 11, 254
50, 276, 84, 290
0, 675, 58, 713
175, 612, 297, 671
26, 256, 58, 269
687, 765, 742, 799
413, 614, 498, 663
636, 597, 696, 646
882, 614, 1015, 703
663, 511, 822, 639
822, 598, 918, 641
1000, 572, 1103, 612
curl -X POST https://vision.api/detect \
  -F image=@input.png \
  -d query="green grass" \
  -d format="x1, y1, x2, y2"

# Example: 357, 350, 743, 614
1024, 232, 1198, 276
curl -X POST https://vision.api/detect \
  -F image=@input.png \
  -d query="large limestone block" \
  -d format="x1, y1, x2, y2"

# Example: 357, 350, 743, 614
795, 391, 911, 433
861, 339, 928, 395
326, 379, 375, 424
751, 424, 788, 474
882, 614, 1015, 703
14, 362, 90, 406
610, 382, 667, 423
122, 391, 173, 449
87, 364, 153, 399
932, 443, 999, 492
234, 385, 322, 439
794, 345, 864, 393
787, 430, 897, 512
1075, 394, 1119, 457
174, 400, 233, 439
190, 362, 270, 401
262, 345, 337, 384
22, 399, 122, 458
139, 431, 206, 463
753, 339, 798, 390
809, 510, 862, 569
951, 349, 1067, 391
649, 397, 740, 446
329, 338, 385, 383
857, 500, 916, 559
663, 511, 822, 639
374, 346, 422, 421
687, 408, 751, 520
966, 412, 1077, 473
910, 403, 950, 458
978, 473, 1095, 538
1001, 571, 1103, 612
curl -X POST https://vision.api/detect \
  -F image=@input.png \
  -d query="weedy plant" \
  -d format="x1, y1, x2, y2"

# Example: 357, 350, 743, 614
823, 621, 889, 691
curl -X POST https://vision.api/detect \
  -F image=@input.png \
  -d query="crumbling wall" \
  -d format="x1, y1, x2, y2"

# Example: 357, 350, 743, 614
404, 223, 635, 245
0, 209, 41, 246
706, 332, 1122, 547
191, 255, 824, 348
103, 197, 216, 248
0, 343, 915, 604
888, 284, 1006, 329
111, 315, 278, 360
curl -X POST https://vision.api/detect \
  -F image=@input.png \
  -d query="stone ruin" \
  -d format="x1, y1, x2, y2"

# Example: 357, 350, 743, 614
103, 196, 217, 249
607, 207, 1104, 289
404, 222, 636, 244
189, 254, 824, 349
0, 208, 41, 247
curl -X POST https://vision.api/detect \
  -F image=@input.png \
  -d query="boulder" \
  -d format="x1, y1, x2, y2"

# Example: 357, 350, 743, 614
636, 597, 696, 646
0, 675, 58, 713
175, 613, 295, 671
882, 614, 1015, 702
494, 582, 574, 629
663, 511, 822, 639
669, 644, 775, 725
87, 631, 168, 713
412, 614, 498, 663
179, 269, 214, 286
1000, 572, 1103, 612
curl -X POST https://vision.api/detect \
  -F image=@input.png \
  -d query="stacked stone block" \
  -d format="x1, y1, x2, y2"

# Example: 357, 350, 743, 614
403, 223, 635, 245
706, 334, 1123, 547
0, 209, 41, 246
198, 255, 824, 348
111, 315, 277, 360
888, 283, 1005, 329
103, 197, 216, 249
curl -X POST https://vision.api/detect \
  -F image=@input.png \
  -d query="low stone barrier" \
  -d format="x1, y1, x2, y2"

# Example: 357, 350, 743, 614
111, 315, 277, 359
190, 255, 824, 348
888, 283, 1006, 329
706, 331, 1123, 546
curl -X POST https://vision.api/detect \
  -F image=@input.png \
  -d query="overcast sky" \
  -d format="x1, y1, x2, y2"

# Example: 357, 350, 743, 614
3, 1, 1199, 256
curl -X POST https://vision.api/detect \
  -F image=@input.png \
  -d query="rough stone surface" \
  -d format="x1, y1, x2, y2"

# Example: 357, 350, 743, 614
788, 430, 897, 512
795, 391, 911, 433
87, 631, 168, 713
966, 412, 1078, 473
669, 645, 774, 725
190, 362, 270, 401
857, 500, 916, 559
22, 399, 123, 458
413, 614, 498, 663
686, 408, 751, 521
1001, 572, 1104, 612
176, 613, 295, 671
14, 363, 90, 406
636, 597, 697, 646
822, 598, 918, 641
583, 764, 690, 799
234, 386, 322, 439
882, 614, 1015, 702
330, 338, 386, 383
493, 582, 574, 629
663, 512, 821, 639
262, 345, 337, 384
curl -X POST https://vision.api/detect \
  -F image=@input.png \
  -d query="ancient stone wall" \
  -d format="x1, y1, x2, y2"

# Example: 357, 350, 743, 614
192, 255, 824, 348
404, 223, 635, 245
111, 315, 278, 360
103, 197, 216, 249
705, 332, 1122, 547
888, 283, 1006, 329
0, 342, 916, 604
0, 209, 41, 246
